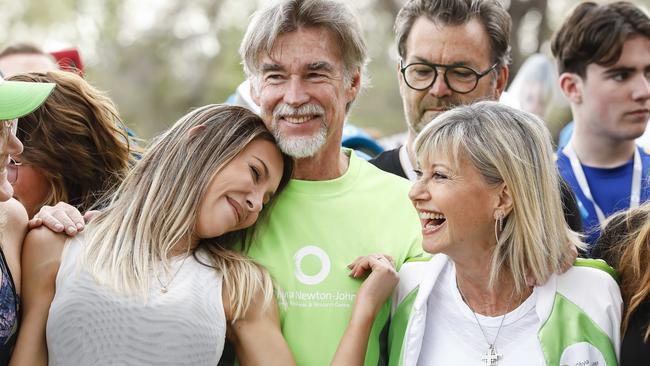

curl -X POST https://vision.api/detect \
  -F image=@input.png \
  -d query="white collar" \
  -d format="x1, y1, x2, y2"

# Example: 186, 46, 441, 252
399, 145, 418, 181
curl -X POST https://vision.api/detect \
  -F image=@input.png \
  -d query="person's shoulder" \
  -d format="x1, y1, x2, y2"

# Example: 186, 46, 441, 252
570, 258, 618, 281
1, 197, 27, 228
1, 198, 28, 228
555, 258, 620, 300
25, 226, 69, 247
23, 226, 69, 268
368, 148, 400, 167
550, 259, 622, 345
0, 199, 28, 254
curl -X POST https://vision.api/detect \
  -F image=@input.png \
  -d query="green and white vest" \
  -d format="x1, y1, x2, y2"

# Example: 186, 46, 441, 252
388, 255, 622, 366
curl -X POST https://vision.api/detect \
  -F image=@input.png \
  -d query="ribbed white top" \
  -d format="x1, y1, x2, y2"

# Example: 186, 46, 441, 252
46, 234, 226, 365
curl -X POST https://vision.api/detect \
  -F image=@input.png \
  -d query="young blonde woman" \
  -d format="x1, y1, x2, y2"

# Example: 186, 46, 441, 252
594, 203, 650, 364
0, 75, 54, 365
10, 105, 296, 365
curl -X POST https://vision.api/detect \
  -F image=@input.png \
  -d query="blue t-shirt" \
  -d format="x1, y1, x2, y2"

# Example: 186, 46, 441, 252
556, 146, 650, 248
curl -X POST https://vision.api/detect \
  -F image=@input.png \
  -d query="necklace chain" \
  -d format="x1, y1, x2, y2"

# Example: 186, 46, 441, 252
155, 250, 191, 294
456, 279, 515, 365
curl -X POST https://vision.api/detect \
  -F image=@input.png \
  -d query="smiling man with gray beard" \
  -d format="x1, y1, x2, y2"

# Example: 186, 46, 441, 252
236, 0, 423, 364
271, 103, 328, 158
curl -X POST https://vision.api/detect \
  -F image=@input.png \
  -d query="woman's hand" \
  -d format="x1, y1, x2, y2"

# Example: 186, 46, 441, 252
331, 254, 399, 366
347, 254, 399, 322
27, 202, 96, 236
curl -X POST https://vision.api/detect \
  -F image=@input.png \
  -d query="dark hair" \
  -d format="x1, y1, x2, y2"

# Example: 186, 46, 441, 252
551, 1, 650, 77
0, 43, 49, 58
394, 0, 511, 67
10, 71, 139, 216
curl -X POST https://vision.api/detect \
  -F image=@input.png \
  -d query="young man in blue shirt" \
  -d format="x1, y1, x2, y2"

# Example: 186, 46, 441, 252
553, 1, 650, 248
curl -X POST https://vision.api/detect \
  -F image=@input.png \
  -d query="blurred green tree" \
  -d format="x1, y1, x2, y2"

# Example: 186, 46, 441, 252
4, 0, 650, 142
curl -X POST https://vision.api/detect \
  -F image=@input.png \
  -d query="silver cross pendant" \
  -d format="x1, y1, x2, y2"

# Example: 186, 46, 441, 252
481, 345, 502, 366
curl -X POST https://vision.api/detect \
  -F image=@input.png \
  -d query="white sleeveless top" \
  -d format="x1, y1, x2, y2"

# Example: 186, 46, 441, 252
46, 234, 227, 365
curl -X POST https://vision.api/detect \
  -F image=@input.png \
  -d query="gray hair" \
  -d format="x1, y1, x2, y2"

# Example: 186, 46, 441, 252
240, 0, 368, 89
414, 101, 583, 292
395, 0, 512, 68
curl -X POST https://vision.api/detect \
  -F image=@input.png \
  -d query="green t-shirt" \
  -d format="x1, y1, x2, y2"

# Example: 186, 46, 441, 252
246, 150, 422, 365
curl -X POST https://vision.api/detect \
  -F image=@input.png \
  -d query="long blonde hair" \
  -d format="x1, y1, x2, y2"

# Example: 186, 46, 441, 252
81, 104, 292, 321
596, 203, 650, 341
414, 101, 584, 293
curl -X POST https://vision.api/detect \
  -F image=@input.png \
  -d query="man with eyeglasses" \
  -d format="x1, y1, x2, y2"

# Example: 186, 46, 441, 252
370, 0, 583, 232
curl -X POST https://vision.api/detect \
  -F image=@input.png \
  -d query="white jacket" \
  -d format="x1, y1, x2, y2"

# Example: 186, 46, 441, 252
388, 255, 622, 366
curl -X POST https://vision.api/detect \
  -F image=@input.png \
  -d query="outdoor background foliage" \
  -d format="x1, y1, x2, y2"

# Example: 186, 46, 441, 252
4, 0, 650, 141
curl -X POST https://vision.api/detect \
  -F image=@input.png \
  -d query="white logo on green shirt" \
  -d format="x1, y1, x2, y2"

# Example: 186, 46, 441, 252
293, 245, 331, 285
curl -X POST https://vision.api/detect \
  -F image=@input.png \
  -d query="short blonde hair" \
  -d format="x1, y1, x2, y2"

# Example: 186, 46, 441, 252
414, 101, 583, 292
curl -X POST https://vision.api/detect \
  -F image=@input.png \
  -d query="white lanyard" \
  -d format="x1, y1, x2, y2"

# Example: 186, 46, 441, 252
562, 141, 642, 227
399, 145, 418, 182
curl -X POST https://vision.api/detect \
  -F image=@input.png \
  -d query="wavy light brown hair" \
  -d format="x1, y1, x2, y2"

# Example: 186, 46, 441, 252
595, 203, 650, 342
9, 71, 138, 215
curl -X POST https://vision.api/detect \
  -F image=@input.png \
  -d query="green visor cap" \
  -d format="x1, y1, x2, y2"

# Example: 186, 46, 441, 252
0, 74, 55, 120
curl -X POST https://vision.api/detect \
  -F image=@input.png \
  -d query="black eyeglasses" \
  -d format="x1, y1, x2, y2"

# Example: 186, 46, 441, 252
400, 60, 498, 94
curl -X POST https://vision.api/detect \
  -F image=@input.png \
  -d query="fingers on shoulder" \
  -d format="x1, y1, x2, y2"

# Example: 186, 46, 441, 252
33, 202, 85, 234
